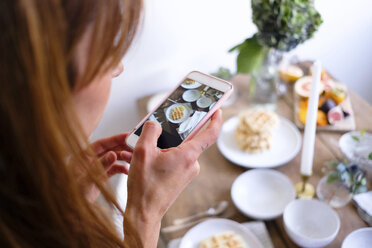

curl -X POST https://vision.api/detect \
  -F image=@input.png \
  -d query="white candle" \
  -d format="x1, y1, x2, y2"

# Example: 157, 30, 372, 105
300, 61, 322, 176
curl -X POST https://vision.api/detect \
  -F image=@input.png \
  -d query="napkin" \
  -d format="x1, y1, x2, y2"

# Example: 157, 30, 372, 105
353, 191, 372, 217
178, 111, 207, 138
167, 221, 274, 248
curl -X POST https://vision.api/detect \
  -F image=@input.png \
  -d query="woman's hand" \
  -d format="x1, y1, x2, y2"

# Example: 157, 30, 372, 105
123, 110, 222, 248
85, 133, 133, 202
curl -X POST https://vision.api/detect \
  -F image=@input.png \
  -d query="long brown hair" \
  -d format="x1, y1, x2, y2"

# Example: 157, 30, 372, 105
0, 0, 141, 247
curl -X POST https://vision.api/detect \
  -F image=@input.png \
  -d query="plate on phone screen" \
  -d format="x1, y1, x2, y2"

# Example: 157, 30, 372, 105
181, 79, 202, 89
165, 103, 191, 124
217, 116, 301, 168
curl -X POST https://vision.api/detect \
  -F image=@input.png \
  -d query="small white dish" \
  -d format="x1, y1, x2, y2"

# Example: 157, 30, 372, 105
182, 90, 200, 102
165, 103, 191, 124
196, 97, 212, 108
231, 169, 296, 220
181, 80, 202, 89
342, 227, 372, 248
283, 199, 340, 248
179, 218, 263, 248
217, 116, 301, 168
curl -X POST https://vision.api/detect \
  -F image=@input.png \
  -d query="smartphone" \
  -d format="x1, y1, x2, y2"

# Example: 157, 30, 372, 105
126, 71, 233, 149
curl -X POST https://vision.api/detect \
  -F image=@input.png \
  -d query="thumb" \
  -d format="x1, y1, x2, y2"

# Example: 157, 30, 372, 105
135, 121, 162, 150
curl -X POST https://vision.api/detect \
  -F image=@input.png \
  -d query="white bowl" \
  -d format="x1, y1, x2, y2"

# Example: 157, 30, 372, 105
179, 218, 263, 248
231, 169, 296, 220
283, 199, 340, 248
342, 228, 372, 248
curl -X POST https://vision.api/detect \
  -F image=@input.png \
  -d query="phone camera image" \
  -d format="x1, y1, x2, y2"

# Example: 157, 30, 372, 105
134, 78, 224, 149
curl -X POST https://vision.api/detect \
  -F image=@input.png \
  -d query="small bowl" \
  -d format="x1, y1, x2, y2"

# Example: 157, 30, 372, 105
342, 228, 372, 248
283, 199, 340, 248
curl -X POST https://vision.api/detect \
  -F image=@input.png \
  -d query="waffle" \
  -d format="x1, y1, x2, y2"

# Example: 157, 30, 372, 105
235, 131, 271, 153
238, 109, 279, 133
170, 105, 185, 121
235, 109, 279, 153
199, 231, 247, 248
184, 79, 195, 85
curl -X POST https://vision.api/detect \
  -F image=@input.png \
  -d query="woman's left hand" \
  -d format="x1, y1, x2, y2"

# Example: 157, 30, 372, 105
86, 132, 133, 202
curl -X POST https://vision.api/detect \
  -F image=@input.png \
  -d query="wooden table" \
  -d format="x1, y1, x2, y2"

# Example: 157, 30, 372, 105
136, 75, 372, 248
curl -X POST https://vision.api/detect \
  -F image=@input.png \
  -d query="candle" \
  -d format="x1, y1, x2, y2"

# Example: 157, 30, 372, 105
300, 61, 322, 176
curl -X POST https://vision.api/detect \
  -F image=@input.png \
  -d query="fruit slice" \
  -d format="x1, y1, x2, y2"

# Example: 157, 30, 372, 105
298, 108, 328, 126
295, 76, 324, 98
327, 106, 344, 125
279, 65, 304, 83
329, 87, 346, 104
317, 110, 328, 126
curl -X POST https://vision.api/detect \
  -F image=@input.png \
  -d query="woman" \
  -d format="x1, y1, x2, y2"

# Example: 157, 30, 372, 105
0, 0, 222, 247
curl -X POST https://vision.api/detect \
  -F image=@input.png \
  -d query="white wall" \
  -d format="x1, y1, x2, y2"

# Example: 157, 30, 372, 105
92, 0, 372, 141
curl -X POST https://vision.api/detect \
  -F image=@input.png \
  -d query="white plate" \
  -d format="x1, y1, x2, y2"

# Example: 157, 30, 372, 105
182, 90, 200, 102
165, 103, 191, 124
342, 228, 372, 248
217, 116, 301, 168
196, 97, 212, 108
231, 169, 296, 220
179, 218, 263, 248
181, 80, 202, 89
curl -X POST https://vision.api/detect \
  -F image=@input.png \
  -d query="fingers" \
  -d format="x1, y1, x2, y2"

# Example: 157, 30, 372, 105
91, 132, 132, 157
177, 109, 222, 160
135, 121, 162, 150
118, 151, 133, 163
100, 151, 117, 169
107, 164, 129, 177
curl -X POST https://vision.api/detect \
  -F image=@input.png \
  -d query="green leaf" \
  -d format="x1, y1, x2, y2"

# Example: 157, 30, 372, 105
229, 42, 246, 53
236, 37, 266, 74
361, 129, 366, 137
327, 171, 340, 183
369, 152, 372, 160
352, 136, 360, 142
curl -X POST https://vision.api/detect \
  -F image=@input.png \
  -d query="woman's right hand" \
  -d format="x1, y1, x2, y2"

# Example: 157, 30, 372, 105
123, 110, 222, 248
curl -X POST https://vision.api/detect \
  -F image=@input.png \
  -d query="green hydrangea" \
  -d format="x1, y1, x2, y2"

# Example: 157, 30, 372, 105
252, 0, 323, 51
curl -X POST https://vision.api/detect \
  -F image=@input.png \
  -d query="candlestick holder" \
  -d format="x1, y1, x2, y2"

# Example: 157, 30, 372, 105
295, 175, 315, 199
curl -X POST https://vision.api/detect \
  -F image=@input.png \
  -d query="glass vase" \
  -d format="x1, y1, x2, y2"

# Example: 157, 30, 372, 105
316, 175, 353, 208
249, 48, 283, 110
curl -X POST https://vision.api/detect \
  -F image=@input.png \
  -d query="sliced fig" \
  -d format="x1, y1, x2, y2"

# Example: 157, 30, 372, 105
327, 106, 344, 125
319, 99, 337, 114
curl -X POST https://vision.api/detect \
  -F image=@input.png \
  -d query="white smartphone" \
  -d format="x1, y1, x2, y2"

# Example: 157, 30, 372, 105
126, 71, 233, 149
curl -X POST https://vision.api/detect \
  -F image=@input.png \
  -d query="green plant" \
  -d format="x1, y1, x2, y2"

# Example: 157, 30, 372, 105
211, 67, 233, 81
326, 160, 367, 195
230, 0, 322, 74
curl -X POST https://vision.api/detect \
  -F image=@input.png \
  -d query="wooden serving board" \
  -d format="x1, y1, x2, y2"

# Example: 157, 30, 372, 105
292, 61, 356, 132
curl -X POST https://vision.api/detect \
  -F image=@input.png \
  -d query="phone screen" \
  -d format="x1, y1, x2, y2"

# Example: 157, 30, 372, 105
134, 78, 225, 149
